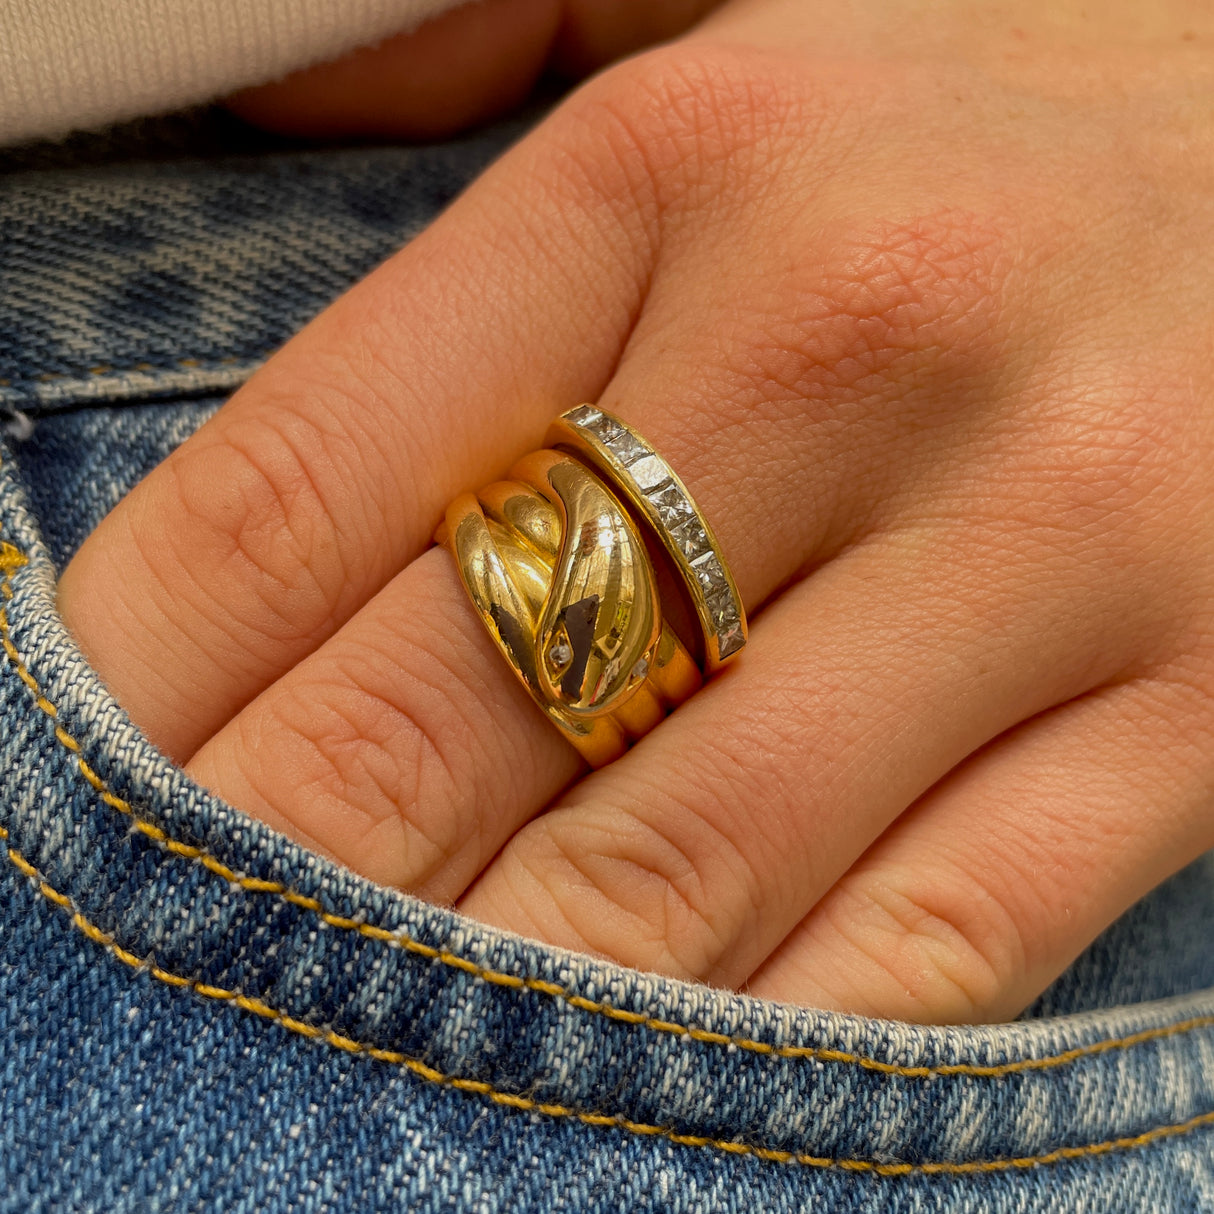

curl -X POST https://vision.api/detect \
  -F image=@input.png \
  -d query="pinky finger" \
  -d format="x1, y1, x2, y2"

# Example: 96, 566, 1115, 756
746, 668, 1214, 1024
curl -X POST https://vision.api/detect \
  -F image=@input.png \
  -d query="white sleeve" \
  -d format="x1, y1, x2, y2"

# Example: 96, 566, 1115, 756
0, 0, 474, 146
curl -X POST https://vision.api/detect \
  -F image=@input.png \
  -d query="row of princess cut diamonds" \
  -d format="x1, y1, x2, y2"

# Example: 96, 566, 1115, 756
565, 406, 746, 660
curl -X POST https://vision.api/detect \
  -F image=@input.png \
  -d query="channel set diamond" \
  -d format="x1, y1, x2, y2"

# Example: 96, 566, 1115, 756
649, 482, 694, 526
691, 551, 730, 602
579, 412, 623, 445
717, 622, 746, 659
627, 455, 669, 492
566, 405, 602, 429
607, 430, 649, 465
708, 594, 738, 629
669, 517, 710, 562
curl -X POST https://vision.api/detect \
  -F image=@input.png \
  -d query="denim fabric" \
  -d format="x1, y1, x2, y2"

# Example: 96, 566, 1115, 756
1, 110, 1213, 1213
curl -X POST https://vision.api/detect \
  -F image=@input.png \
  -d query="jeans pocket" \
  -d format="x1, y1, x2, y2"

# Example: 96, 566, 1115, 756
6, 393, 226, 571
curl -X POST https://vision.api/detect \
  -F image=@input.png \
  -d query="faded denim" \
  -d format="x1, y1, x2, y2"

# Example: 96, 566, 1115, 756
1, 110, 1213, 1212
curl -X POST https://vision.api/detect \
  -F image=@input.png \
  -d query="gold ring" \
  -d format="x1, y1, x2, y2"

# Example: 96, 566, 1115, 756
437, 409, 745, 766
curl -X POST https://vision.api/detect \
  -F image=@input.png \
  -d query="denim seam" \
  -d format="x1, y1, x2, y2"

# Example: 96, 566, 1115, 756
2, 822, 1211, 1177
4, 538, 1214, 1079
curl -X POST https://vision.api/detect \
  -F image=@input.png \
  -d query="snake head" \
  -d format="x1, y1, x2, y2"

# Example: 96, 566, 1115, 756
536, 455, 659, 716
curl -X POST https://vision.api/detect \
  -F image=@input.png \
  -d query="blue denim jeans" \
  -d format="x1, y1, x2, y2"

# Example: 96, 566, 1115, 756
2, 109, 1213, 1213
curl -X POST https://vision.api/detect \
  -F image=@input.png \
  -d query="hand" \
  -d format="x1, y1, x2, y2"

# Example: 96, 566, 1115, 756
57, 0, 1214, 1024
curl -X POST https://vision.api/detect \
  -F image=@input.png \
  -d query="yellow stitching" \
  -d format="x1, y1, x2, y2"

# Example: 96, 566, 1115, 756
1, 354, 249, 391
2, 827, 1211, 1177
3, 540, 1214, 1079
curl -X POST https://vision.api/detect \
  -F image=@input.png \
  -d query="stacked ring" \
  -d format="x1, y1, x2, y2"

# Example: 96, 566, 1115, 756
437, 407, 747, 767
546, 406, 748, 671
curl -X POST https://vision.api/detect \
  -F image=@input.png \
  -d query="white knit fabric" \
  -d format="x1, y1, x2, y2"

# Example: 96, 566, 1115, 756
0, 0, 472, 145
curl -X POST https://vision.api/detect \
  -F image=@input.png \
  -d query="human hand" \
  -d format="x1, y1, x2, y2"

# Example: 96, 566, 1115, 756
57, 0, 1214, 1024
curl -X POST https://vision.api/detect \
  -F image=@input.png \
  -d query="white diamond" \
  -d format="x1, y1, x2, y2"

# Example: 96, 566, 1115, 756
691, 552, 728, 598
709, 588, 738, 626
717, 623, 745, 659
548, 640, 573, 667
584, 415, 623, 444
567, 406, 602, 429
650, 483, 693, 525
710, 595, 739, 628
607, 430, 648, 465
670, 518, 710, 561
631, 657, 649, 681
630, 455, 669, 492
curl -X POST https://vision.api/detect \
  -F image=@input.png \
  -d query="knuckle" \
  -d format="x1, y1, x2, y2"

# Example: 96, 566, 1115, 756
823, 862, 1026, 1023
994, 389, 1186, 546
678, 210, 1012, 476
1052, 431, 1164, 533
261, 662, 465, 888
529, 807, 745, 982
798, 211, 1010, 404
555, 41, 825, 220
160, 416, 346, 638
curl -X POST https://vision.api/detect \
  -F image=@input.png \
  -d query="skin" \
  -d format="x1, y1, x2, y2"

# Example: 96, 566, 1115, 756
57, 0, 1214, 1024
225, 0, 723, 138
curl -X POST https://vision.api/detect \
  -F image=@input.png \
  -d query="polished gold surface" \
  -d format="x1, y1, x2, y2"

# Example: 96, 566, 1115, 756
437, 449, 701, 767
545, 407, 748, 673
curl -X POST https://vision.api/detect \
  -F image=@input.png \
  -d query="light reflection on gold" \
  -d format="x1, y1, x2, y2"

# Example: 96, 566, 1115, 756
437, 450, 701, 768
